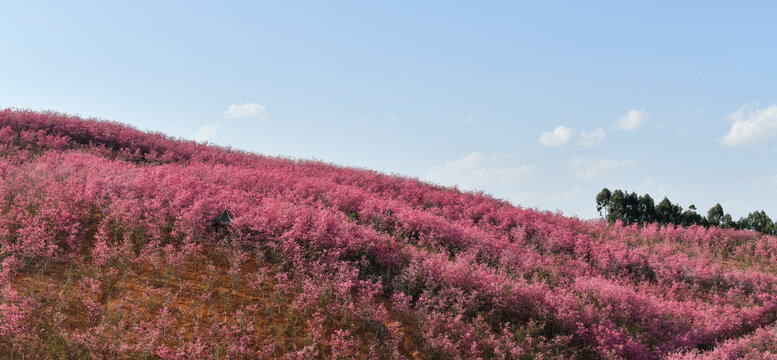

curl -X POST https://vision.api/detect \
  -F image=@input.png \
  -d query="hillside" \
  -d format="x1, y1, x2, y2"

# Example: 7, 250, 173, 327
1, 109, 777, 359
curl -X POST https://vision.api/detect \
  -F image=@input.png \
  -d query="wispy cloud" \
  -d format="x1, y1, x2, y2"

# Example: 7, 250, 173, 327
191, 124, 219, 143
721, 103, 777, 146
614, 108, 649, 131
578, 129, 605, 147
224, 103, 268, 119
570, 156, 636, 181
538, 126, 604, 147
425, 152, 538, 189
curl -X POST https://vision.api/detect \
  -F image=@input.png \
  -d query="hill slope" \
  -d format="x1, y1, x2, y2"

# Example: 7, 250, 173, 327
1, 109, 777, 359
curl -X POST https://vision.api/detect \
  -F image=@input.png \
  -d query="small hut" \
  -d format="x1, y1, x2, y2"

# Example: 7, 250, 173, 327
213, 207, 233, 226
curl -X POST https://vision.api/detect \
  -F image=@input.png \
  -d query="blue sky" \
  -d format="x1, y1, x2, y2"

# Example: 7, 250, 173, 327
3, 1, 777, 219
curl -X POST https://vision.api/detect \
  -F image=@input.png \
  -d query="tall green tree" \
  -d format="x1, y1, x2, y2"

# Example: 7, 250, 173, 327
707, 203, 724, 227
681, 204, 707, 227
623, 191, 641, 224
638, 194, 656, 225
607, 189, 626, 224
596, 188, 612, 218
738, 210, 774, 234
655, 197, 682, 225
722, 213, 737, 229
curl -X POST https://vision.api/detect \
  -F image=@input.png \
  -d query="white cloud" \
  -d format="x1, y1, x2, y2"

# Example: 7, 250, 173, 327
191, 124, 219, 143
224, 103, 268, 119
539, 125, 576, 147
538, 126, 604, 147
570, 156, 637, 181
614, 108, 649, 131
578, 129, 605, 147
439, 151, 486, 173
425, 152, 538, 189
464, 117, 473, 124
720, 104, 777, 146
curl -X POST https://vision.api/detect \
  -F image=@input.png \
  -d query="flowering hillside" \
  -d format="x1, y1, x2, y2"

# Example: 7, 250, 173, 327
1, 109, 777, 359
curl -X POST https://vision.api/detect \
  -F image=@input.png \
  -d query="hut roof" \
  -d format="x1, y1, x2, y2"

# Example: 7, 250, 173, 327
213, 207, 233, 225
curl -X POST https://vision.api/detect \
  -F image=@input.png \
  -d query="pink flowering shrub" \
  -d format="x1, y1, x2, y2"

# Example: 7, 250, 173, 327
1, 109, 777, 358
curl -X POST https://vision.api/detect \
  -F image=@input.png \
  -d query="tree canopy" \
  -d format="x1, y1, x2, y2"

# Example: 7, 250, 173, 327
596, 188, 776, 235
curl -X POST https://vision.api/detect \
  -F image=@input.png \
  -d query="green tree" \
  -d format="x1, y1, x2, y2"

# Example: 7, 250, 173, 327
738, 210, 774, 234
607, 189, 626, 224
707, 203, 724, 227
596, 188, 612, 218
721, 213, 737, 229
623, 191, 641, 224
655, 197, 682, 225
638, 194, 656, 225
681, 204, 706, 227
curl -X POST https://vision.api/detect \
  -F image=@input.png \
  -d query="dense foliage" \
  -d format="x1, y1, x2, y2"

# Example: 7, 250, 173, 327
596, 188, 776, 235
1, 109, 777, 359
